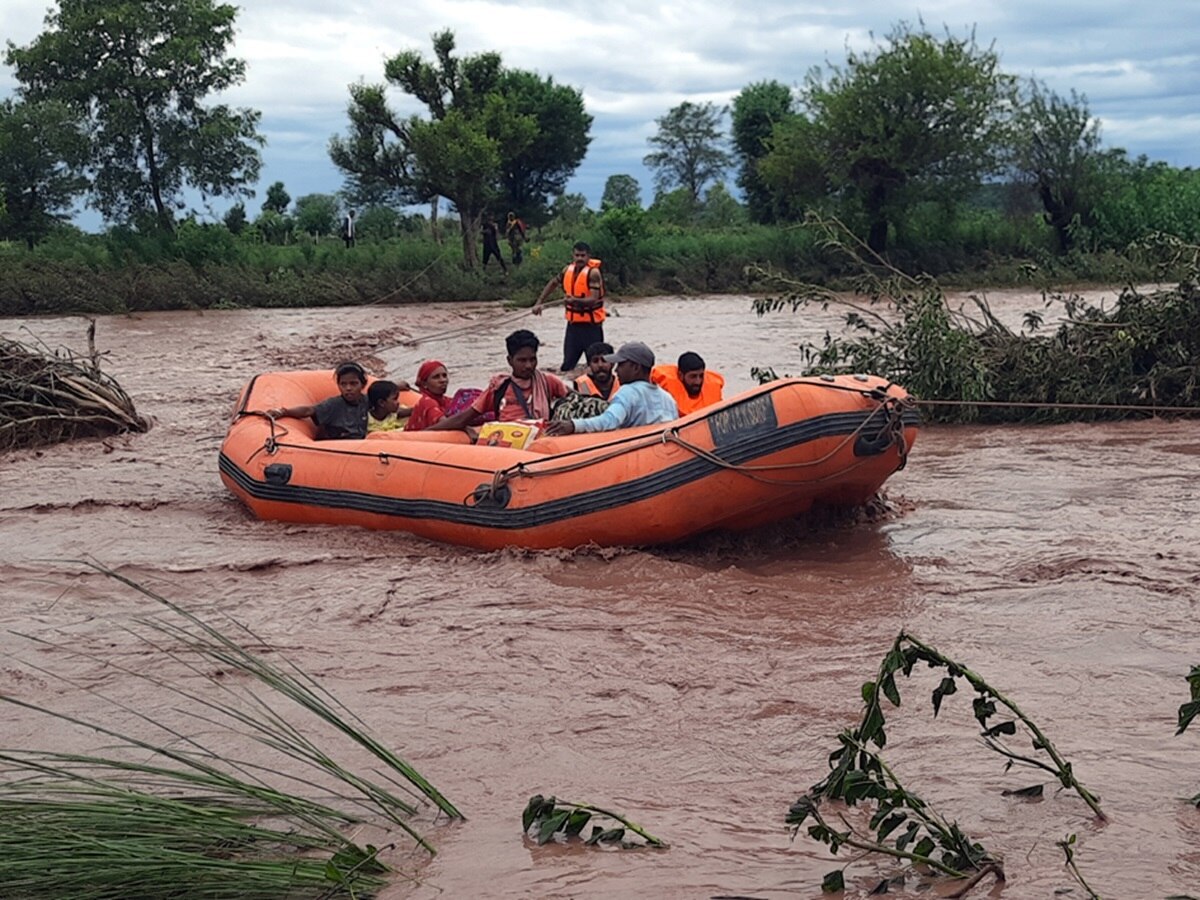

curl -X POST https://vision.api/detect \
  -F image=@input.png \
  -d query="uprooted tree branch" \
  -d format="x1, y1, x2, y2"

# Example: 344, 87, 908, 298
0, 321, 147, 451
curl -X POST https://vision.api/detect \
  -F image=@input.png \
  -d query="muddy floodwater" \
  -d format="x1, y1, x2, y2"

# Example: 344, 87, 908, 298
1, 287, 1198, 898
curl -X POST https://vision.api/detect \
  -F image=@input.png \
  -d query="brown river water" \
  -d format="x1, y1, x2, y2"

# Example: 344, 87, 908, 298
1, 287, 1198, 898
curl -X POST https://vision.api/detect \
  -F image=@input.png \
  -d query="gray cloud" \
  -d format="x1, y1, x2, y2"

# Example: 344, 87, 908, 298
2, 0, 1197, 223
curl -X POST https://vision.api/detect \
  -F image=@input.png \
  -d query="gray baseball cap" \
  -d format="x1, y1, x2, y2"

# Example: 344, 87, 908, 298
604, 341, 655, 369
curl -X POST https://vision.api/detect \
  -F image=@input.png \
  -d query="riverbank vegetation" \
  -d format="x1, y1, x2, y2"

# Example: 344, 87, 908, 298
753, 221, 1200, 423
5, 10, 1200, 315
0, 564, 460, 899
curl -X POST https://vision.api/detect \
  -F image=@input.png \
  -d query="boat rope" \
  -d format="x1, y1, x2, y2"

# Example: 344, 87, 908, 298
658, 395, 910, 485
480, 394, 913, 498
376, 294, 610, 354
913, 397, 1200, 415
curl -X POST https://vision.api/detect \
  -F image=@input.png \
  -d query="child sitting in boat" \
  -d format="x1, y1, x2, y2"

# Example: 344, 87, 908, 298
367, 380, 411, 432
267, 361, 375, 440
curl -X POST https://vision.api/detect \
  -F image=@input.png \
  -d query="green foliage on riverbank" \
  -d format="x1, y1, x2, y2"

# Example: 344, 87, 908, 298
755, 220, 1200, 422
0, 202, 1175, 317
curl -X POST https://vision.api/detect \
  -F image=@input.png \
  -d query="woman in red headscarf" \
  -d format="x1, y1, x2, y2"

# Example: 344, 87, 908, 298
405, 360, 452, 431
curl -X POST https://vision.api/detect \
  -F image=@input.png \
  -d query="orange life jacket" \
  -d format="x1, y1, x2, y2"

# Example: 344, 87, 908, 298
563, 259, 606, 324
574, 373, 620, 400
651, 365, 725, 416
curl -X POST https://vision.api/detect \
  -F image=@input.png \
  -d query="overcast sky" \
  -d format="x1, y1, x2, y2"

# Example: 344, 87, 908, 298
3, 0, 1199, 226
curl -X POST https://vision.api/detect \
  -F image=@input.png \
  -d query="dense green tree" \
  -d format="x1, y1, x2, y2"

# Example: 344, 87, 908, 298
495, 69, 591, 224
646, 187, 698, 227
253, 209, 293, 245
730, 80, 795, 223
756, 114, 830, 222
292, 193, 340, 237
262, 181, 290, 215
643, 101, 733, 204
697, 182, 746, 229
331, 30, 588, 266
223, 201, 247, 235
6, 0, 263, 232
601, 174, 642, 210
761, 23, 1015, 252
0, 98, 89, 247
1012, 82, 1103, 253
550, 191, 591, 227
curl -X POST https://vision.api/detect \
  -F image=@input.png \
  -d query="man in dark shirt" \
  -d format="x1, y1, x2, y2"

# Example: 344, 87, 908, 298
481, 215, 507, 273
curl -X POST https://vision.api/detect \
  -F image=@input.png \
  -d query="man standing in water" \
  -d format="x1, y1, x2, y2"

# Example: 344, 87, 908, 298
532, 241, 605, 372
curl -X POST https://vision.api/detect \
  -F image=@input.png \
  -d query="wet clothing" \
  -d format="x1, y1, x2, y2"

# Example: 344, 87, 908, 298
471, 371, 569, 422
571, 380, 678, 433
313, 395, 368, 440
561, 321, 604, 372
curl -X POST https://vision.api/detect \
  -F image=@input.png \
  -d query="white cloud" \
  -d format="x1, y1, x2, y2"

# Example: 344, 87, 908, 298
2, 0, 1199, 212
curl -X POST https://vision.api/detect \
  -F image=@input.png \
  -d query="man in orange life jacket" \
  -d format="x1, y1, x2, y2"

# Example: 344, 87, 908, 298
651, 351, 725, 416
573, 341, 620, 401
532, 240, 605, 372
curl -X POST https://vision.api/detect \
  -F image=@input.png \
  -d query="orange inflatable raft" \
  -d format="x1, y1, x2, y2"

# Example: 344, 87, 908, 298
219, 370, 918, 550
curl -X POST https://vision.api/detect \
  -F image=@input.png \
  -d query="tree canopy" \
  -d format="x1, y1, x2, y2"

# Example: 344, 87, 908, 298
330, 30, 590, 265
731, 80, 794, 223
1012, 82, 1103, 252
643, 101, 733, 204
601, 174, 642, 210
0, 98, 89, 247
759, 23, 1014, 251
6, 0, 263, 232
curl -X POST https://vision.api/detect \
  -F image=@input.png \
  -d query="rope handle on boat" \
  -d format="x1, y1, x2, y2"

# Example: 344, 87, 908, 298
657, 396, 911, 485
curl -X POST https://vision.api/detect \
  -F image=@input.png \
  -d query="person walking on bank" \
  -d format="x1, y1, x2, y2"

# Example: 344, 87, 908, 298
342, 209, 356, 248
481, 215, 508, 273
505, 211, 527, 264
532, 240, 605, 372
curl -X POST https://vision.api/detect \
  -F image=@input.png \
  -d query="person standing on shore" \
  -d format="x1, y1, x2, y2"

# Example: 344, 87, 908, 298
532, 241, 605, 372
505, 211, 527, 264
341, 209, 356, 248
482, 215, 508, 273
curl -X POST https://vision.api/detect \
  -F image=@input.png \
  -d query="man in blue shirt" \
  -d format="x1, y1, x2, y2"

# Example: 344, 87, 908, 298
544, 341, 679, 435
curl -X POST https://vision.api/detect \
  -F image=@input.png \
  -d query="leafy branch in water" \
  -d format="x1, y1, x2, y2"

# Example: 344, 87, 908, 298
522, 795, 667, 849
1178, 665, 1200, 807
749, 214, 1200, 422
789, 630, 1104, 895
1058, 833, 1102, 900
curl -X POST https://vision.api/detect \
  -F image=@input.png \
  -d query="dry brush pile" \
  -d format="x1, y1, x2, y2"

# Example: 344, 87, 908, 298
0, 322, 147, 451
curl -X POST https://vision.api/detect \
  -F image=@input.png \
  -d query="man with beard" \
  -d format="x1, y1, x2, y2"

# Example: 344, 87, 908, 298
651, 351, 725, 416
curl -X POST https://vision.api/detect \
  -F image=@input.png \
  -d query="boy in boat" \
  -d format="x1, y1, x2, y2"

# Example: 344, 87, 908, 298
651, 351, 725, 416
573, 341, 620, 401
366, 380, 411, 432
544, 342, 677, 435
428, 330, 569, 431
269, 361, 387, 440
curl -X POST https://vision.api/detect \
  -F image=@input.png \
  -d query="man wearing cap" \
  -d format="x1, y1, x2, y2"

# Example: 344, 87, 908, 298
544, 342, 678, 435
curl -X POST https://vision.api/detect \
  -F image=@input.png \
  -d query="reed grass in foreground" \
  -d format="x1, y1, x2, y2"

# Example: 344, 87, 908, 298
0, 562, 461, 900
